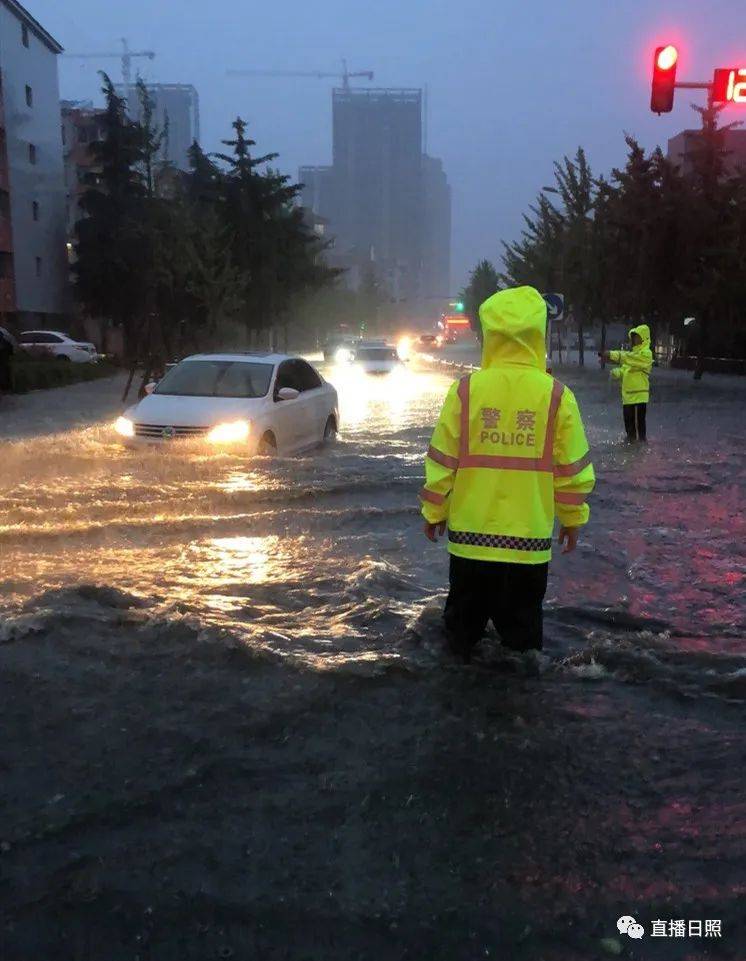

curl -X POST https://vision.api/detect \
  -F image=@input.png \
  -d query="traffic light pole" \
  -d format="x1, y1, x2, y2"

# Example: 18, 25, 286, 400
675, 81, 714, 108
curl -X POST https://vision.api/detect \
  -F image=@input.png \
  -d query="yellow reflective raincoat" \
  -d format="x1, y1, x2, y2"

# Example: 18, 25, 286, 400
420, 286, 595, 565
608, 324, 653, 404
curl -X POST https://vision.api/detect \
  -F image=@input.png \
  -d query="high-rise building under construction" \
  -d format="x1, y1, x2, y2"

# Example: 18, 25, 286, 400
300, 87, 451, 305
116, 83, 200, 172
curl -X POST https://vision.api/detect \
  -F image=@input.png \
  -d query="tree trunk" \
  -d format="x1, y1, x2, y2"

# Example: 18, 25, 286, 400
576, 308, 585, 367
694, 311, 707, 380
122, 365, 136, 402
600, 319, 607, 369
138, 362, 153, 399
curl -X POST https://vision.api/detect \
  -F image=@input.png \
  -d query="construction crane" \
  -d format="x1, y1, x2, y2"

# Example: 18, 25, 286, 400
227, 59, 374, 92
63, 38, 156, 87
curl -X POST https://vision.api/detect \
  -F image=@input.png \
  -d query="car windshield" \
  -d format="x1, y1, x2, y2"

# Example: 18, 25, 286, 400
154, 360, 273, 398
357, 347, 397, 361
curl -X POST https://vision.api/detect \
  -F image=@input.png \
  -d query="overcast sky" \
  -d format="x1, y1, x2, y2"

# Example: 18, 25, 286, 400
31, 0, 745, 288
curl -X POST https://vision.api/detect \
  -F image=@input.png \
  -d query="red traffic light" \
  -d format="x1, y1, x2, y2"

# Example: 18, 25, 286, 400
651, 45, 679, 113
656, 45, 678, 71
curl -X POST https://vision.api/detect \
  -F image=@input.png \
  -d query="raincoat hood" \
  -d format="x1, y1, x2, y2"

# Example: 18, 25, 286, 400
629, 324, 651, 350
479, 286, 547, 370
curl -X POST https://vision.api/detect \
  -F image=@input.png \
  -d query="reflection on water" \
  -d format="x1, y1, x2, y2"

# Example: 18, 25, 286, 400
330, 362, 444, 433
201, 535, 280, 583
0, 362, 744, 697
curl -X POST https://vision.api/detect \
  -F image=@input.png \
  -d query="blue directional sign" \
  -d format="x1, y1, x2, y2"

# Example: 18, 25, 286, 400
543, 293, 564, 323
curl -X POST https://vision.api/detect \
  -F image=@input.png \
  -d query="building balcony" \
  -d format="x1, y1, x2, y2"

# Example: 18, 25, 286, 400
0, 216, 12, 252
0, 276, 15, 312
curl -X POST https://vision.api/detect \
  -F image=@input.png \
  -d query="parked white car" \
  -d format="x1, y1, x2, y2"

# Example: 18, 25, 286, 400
19, 330, 98, 363
353, 342, 402, 375
115, 353, 339, 455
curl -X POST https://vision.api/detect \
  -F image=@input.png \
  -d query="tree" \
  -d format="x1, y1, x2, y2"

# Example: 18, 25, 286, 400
74, 74, 149, 375
677, 103, 742, 377
75, 104, 339, 379
461, 260, 501, 334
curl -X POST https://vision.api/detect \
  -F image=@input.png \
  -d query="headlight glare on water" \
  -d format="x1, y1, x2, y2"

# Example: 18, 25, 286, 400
207, 421, 250, 444
335, 347, 354, 365
114, 416, 135, 438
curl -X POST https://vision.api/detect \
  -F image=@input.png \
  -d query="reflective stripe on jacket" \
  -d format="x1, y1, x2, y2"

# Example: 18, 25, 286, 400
420, 286, 595, 565
609, 324, 653, 404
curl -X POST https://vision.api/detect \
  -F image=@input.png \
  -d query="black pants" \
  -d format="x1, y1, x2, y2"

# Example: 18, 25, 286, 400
444, 554, 549, 660
623, 403, 647, 441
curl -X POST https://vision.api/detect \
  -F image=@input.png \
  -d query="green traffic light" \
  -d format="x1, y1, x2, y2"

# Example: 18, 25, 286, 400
455, 302, 465, 312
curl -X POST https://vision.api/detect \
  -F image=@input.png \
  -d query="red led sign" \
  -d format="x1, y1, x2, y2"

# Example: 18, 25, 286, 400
712, 68, 746, 104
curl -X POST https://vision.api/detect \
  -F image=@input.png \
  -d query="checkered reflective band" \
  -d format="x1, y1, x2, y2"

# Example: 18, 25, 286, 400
449, 531, 552, 551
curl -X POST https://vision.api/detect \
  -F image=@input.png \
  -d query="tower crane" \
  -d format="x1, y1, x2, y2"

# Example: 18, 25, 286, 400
63, 38, 156, 87
227, 59, 373, 92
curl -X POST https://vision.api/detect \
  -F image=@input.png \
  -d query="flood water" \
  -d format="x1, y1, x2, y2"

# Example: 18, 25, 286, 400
1, 356, 745, 959
1, 357, 744, 695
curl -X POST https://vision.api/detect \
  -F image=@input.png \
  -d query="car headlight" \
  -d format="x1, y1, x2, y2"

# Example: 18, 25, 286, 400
115, 416, 135, 438
335, 347, 353, 365
207, 421, 250, 444
396, 336, 412, 361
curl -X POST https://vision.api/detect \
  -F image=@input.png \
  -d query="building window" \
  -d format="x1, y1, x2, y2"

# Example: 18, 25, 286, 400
35, 256, 42, 277
0, 252, 13, 278
32, 201, 39, 221
25, 85, 33, 107
22, 24, 29, 48
78, 127, 89, 144
28, 143, 36, 164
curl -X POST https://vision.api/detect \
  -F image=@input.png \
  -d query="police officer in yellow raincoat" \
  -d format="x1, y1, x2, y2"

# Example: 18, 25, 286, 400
420, 286, 595, 661
604, 324, 653, 442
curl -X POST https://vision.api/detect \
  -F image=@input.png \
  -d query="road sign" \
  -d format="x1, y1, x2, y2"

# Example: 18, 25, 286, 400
543, 293, 564, 323
712, 68, 746, 104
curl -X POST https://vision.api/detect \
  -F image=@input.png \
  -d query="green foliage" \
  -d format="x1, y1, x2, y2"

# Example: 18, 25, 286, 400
460, 260, 501, 333
73, 84, 339, 395
494, 105, 746, 366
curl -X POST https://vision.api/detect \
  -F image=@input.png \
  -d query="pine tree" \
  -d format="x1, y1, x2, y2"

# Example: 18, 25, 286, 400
461, 260, 501, 333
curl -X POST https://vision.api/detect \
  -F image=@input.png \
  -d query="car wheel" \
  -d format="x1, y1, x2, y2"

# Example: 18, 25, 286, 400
258, 431, 277, 456
323, 415, 338, 443
56, 354, 71, 362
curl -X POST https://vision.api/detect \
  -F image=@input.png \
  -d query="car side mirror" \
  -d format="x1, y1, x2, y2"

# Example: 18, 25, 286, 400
277, 387, 300, 402
144, 382, 157, 395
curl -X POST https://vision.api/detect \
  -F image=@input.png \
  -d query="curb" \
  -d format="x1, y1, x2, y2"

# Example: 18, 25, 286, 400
417, 353, 479, 375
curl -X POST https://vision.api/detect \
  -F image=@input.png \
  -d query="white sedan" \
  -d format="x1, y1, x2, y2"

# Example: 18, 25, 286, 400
19, 330, 98, 362
352, 342, 402, 375
115, 353, 339, 455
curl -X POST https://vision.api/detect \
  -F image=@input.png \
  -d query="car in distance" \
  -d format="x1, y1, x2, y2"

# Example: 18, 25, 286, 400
352, 341, 402, 375
416, 333, 443, 351
18, 330, 98, 362
114, 353, 339, 455
323, 335, 357, 364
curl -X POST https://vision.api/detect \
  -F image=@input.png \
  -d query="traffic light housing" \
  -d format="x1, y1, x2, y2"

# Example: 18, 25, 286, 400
651, 45, 678, 113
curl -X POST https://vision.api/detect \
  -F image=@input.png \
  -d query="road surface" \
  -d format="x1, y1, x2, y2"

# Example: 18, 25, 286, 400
1, 357, 744, 959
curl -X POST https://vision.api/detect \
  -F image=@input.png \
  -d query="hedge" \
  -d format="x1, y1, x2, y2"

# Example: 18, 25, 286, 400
8, 358, 120, 394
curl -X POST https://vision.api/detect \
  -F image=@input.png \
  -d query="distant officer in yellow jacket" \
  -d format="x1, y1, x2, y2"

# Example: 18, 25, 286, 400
420, 286, 595, 661
604, 324, 653, 442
